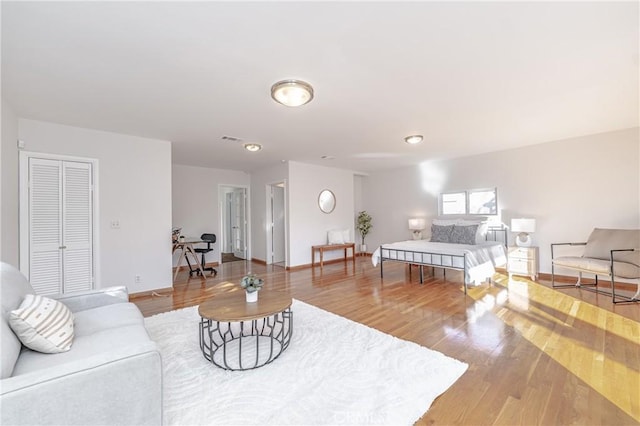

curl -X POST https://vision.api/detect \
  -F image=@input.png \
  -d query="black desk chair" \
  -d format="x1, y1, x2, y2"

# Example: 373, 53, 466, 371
193, 233, 217, 276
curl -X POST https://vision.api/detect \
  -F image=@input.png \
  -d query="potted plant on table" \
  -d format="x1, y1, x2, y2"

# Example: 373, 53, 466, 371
240, 273, 264, 303
356, 211, 373, 255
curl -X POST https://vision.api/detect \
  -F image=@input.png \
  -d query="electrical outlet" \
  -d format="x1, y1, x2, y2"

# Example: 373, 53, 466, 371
110, 220, 120, 229
135, 275, 141, 283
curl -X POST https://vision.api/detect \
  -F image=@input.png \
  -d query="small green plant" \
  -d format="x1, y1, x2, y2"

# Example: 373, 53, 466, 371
240, 273, 264, 293
356, 211, 373, 246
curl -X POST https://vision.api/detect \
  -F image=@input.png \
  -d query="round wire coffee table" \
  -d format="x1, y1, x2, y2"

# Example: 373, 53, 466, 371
198, 290, 293, 371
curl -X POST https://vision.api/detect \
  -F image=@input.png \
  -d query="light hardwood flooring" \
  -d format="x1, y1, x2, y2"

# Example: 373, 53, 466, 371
132, 258, 640, 425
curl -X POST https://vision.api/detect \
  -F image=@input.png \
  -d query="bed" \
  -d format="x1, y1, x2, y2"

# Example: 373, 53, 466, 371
372, 219, 508, 294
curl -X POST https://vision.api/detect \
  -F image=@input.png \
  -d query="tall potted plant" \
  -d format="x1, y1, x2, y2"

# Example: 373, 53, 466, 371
356, 211, 372, 254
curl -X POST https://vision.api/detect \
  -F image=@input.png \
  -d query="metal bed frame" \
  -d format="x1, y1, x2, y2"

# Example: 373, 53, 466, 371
379, 226, 508, 294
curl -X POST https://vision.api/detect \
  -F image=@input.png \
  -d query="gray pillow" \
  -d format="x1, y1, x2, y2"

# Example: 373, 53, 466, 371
431, 225, 454, 243
450, 224, 479, 245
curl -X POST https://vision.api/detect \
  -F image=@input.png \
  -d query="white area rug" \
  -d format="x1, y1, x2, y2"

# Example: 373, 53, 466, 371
145, 299, 468, 425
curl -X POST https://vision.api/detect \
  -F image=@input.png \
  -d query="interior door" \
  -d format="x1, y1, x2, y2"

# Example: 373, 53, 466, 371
61, 161, 94, 293
26, 157, 94, 295
225, 192, 233, 253
272, 185, 285, 264
231, 188, 246, 259
28, 158, 64, 294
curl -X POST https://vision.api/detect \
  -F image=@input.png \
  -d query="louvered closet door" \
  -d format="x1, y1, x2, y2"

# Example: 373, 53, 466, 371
28, 158, 93, 295
29, 158, 64, 295
61, 161, 93, 293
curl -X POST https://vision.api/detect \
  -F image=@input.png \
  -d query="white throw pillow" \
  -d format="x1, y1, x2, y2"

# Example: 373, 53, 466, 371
341, 229, 350, 243
432, 219, 459, 226
9, 294, 74, 353
328, 230, 345, 244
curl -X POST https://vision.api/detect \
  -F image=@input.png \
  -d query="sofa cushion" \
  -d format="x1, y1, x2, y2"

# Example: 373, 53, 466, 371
553, 256, 640, 279
583, 228, 640, 265
9, 295, 75, 354
0, 263, 35, 379
73, 303, 144, 337
12, 324, 152, 376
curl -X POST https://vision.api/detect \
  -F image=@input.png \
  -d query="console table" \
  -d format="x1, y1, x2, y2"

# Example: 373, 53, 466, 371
311, 242, 356, 267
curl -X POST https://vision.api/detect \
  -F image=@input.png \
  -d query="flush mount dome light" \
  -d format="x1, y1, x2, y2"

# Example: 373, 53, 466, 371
244, 143, 262, 152
271, 79, 314, 107
404, 135, 423, 145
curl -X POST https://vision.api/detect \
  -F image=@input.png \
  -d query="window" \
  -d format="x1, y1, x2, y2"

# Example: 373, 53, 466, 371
441, 192, 466, 215
440, 188, 497, 215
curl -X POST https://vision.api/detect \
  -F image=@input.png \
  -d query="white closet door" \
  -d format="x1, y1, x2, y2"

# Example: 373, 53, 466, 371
27, 157, 94, 295
29, 158, 63, 295
61, 161, 93, 293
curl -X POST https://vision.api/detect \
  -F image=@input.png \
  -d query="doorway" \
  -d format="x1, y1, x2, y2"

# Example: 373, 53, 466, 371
267, 182, 286, 268
219, 185, 248, 263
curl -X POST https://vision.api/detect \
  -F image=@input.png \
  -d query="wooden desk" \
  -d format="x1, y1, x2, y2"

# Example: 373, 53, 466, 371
172, 239, 205, 281
311, 243, 356, 267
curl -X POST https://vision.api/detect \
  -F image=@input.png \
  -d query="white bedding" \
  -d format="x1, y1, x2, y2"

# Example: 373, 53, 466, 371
372, 240, 507, 285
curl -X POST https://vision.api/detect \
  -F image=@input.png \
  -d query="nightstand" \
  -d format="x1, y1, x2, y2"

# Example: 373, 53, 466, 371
508, 246, 539, 281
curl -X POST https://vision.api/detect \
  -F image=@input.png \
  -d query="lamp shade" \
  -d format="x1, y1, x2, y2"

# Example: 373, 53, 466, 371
511, 218, 536, 233
408, 218, 426, 230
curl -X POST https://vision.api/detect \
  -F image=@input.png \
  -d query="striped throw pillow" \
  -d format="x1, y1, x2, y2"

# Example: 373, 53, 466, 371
9, 295, 75, 353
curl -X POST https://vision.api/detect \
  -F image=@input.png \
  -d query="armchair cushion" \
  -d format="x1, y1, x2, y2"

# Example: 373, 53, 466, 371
9, 295, 74, 354
553, 256, 640, 279
583, 228, 640, 265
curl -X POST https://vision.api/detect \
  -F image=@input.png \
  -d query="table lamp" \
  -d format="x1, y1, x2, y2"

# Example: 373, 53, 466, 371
408, 218, 426, 240
511, 218, 536, 247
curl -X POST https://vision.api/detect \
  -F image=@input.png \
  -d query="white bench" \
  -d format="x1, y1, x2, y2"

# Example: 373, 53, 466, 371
551, 228, 640, 304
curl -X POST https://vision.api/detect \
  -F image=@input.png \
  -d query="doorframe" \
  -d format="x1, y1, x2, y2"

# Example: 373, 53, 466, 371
266, 180, 287, 267
217, 184, 250, 261
19, 151, 100, 286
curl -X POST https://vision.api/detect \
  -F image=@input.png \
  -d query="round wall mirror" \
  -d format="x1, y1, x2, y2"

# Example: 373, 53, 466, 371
318, 189, 336, 214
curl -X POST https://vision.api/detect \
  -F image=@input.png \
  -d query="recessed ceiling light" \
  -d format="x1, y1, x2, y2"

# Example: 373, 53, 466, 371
271, 79, 314, 107
244, 143, 262, 152
404, 135, 423, 145
321, 155, 335, 160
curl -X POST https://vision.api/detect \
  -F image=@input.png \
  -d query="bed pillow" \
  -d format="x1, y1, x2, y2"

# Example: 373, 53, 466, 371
328, 230, 345, 245
341, 229, 350, 243
431, 225, 454, 243
432, 218, 459, 226
457, 219, 490, 244
450, 224, 479, 245
9, 294, 74, 354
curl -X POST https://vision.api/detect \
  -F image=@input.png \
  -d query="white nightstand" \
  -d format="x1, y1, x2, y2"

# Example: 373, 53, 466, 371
508, 246, 539, 281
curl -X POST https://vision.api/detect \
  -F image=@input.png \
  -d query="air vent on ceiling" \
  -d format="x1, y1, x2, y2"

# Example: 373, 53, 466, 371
221, 135, 243, 142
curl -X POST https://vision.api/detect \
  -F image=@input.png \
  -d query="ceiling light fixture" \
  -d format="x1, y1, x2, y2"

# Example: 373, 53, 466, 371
271, 79, 314, 107
404, 135, 424, 145
244, 143, 262, 152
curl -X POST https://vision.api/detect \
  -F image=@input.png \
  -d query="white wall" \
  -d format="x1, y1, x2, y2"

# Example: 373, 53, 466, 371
362, 128, 640, 274
354, 174, 366, 245
288, 161, 355, 266
250, 162, 288, 263
1, 99, 19, 266
171, 164, 250, 266
16, 119, 173, 293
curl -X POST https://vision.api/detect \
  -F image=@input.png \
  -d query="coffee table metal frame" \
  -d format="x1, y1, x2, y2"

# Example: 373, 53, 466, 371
199, 295, 293, 371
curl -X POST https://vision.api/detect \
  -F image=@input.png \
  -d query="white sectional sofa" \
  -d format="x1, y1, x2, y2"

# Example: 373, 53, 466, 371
0, 262, 162, 425
551, 228, 640, 303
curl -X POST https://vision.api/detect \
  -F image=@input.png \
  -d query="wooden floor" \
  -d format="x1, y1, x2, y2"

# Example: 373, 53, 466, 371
133, 258, 640, 425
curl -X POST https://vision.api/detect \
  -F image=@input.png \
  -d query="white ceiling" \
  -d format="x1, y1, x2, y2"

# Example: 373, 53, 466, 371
2, 1, 638, 173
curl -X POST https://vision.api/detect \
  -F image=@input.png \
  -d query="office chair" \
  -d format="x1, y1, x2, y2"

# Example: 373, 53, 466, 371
192, 233, 217, 276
